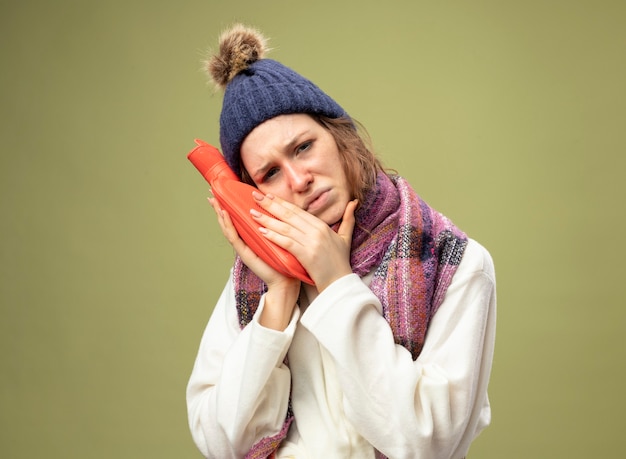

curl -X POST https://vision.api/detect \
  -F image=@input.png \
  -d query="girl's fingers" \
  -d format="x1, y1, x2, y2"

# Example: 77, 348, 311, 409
250, 191, 326, 240
252, 191, 313, 224
208, 196, 298, 287
337, 199, 358, 241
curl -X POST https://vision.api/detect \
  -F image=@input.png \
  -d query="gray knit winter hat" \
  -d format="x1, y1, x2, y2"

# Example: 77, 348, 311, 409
206, 24, 349, 177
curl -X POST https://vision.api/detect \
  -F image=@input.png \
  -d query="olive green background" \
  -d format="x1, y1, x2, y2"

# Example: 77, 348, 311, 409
1, 0, 624, 457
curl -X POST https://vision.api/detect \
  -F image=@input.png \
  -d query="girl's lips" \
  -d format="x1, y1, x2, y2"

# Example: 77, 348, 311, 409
305, 189, 330, 213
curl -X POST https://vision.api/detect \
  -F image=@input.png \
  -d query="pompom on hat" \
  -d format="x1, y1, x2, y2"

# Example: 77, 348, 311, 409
205, 24, 349, 177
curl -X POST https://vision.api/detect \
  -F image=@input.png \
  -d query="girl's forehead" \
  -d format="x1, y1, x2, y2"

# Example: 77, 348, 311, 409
242, 114, 319, 155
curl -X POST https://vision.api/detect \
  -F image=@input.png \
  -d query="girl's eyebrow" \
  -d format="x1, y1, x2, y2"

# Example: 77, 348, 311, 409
282, 129, 312, 153
252, 162, 270, 180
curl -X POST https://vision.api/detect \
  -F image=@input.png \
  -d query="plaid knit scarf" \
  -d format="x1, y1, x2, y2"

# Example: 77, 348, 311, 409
233, 172, 467, 459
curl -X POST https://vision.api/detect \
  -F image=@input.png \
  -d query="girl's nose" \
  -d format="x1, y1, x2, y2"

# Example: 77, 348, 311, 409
285, 163, 312, 192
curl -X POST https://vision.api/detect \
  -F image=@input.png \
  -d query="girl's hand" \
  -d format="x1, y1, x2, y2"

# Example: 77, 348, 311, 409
208, 196, 298, 288
250, 191, 358, 292
208, 196, 300, 330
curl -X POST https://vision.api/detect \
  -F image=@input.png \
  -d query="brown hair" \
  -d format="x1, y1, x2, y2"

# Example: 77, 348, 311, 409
240, 115, 385, 204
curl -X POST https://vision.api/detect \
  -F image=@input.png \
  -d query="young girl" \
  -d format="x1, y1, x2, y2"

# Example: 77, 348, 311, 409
186, 24, 496, 459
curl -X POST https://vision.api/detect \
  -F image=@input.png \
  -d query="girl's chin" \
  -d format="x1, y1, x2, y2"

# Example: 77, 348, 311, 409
317, 206, 345, 227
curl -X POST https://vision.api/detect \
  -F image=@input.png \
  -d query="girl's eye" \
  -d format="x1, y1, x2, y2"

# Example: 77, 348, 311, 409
263, 167, 279, 182
296, 141, 312, 154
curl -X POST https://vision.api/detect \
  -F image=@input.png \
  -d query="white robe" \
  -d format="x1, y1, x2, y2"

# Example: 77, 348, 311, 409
187, 238, 496, 459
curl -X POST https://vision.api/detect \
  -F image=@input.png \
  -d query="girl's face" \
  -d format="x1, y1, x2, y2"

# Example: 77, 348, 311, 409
240, 113, 351, 225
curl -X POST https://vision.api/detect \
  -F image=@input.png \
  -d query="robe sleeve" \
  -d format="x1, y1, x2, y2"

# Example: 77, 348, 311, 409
186, 271, 300, 458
